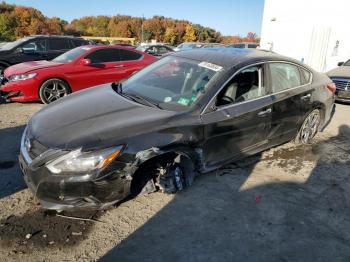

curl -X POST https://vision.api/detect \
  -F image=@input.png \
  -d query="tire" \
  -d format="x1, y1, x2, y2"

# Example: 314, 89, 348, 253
39, 78, 70, 104
295, 109, 321, 144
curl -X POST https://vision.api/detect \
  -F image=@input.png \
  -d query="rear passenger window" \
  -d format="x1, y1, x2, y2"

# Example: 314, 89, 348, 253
49, 39, 71, 50
270, 63, 302, 93
85, 49, 120, 63
301, 68, 312, 84
119, 49, 142, 61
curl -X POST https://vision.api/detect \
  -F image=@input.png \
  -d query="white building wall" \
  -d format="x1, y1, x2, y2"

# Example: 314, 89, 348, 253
260, 0, 350, 72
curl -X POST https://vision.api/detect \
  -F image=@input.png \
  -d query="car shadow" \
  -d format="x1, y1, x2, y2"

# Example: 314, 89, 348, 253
100, 125, 350, 262
0, 125, 28, 199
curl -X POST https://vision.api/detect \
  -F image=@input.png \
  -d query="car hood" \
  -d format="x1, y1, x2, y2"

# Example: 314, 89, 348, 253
327, 66, 350, 78
28, 84, 178, 150
0, 49, 11, 55
4, 60, 64, 76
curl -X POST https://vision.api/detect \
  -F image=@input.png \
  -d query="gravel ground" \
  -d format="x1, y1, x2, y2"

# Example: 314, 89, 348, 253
0, 102, 350, 262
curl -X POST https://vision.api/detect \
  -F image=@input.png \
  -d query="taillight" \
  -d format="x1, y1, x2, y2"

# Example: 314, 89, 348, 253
327, 83, 336, 94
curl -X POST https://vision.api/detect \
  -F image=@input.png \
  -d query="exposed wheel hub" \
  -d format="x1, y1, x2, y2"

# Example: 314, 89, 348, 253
156, 164, 186, 194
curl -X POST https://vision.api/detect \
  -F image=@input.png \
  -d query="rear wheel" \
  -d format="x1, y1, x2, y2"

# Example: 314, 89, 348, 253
295, 109, 321, 144
39, 79, 70, 104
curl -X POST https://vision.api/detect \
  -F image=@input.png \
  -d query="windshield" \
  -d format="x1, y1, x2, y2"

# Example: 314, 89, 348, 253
53, 46, 91, 63
0, 38, 31, 50
119, 55, 224, 111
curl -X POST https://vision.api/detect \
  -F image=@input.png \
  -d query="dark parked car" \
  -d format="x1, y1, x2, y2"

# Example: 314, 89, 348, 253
174, 42, 205, 51
327, 60, 350, 103
136, 44, 174, 57
227, 42, 259, 49
19, 48, 335, 211
0, 35, 92, 74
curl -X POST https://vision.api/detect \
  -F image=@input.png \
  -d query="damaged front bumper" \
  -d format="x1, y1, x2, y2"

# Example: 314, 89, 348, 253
0, 76, 39, 102
18, 134, 133, 211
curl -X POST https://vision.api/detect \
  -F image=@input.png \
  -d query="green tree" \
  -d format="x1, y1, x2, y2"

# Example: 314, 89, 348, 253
0, 12, 16, 41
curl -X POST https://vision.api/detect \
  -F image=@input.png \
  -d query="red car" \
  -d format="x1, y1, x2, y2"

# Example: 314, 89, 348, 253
0, 45, 156, 103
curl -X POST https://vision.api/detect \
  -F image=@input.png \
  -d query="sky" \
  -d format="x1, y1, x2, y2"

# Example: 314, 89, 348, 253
4, 0, 265, 36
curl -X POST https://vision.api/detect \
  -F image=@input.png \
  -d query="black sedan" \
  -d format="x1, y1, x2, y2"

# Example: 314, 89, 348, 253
19, 48, 335, 211
136, 44, 174, 57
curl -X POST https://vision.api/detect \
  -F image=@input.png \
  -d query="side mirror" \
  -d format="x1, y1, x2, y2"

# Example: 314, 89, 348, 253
80, 59, 92, 66
15, 48, 24, 54
338, 62, 344, 66
22, 49, 36, 54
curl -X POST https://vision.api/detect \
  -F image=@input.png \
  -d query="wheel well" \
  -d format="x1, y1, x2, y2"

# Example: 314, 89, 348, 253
38, 77, 72, 96
130, 151, 195, 196
0, 61, 10, 68
0, 61, 10, 66
314, 103, 326, 129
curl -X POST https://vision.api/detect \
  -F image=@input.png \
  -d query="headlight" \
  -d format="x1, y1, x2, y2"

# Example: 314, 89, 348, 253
9, 73, 37, 82
46, 146, 123, 174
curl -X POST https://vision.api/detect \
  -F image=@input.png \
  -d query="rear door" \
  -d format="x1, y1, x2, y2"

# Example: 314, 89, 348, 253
267, 62, 314, 144
47, 38, 72, 60
201, 64, 273, 167
117, 48, 144, 76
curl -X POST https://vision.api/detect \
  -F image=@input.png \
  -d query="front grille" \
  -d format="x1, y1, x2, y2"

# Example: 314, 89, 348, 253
28, 139, 48, 160
332, 78, 350, 91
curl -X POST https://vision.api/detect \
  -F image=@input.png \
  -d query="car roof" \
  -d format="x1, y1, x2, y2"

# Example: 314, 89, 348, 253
83, 45, 139, 50
173, 48, 303, 69
29, 35, 86, 39
78, 44, 147, 56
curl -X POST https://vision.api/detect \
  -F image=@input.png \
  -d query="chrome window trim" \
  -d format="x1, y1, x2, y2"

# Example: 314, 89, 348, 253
201, 60, 313, 115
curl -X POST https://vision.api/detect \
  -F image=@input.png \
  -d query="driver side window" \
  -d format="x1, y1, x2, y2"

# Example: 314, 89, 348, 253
216, 65, 266, 107
20, 39, 47, 53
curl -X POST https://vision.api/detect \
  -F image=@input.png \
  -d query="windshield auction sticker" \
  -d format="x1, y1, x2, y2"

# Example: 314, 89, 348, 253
177, 97, 190, 106
198, 62, 223, 72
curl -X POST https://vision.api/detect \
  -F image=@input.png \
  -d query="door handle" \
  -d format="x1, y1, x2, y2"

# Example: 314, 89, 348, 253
301, 94, 311, 100
114, 65, 125, 68
258, 108, 272, 117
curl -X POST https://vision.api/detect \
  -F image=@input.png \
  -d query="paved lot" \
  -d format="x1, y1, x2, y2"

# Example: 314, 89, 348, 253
0, 102, 350, 262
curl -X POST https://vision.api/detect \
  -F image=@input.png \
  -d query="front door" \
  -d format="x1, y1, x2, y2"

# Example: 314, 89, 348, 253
12, 38, 48, 64
201, 64, 273, 168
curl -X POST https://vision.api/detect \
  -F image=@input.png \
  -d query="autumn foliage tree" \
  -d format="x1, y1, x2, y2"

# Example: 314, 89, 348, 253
0, 1, 259, 46
183, 24, 197, 42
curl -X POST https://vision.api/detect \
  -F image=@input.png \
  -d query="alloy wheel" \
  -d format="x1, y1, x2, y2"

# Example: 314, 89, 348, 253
299, 110, 320, 144
42, 81, 68, 103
